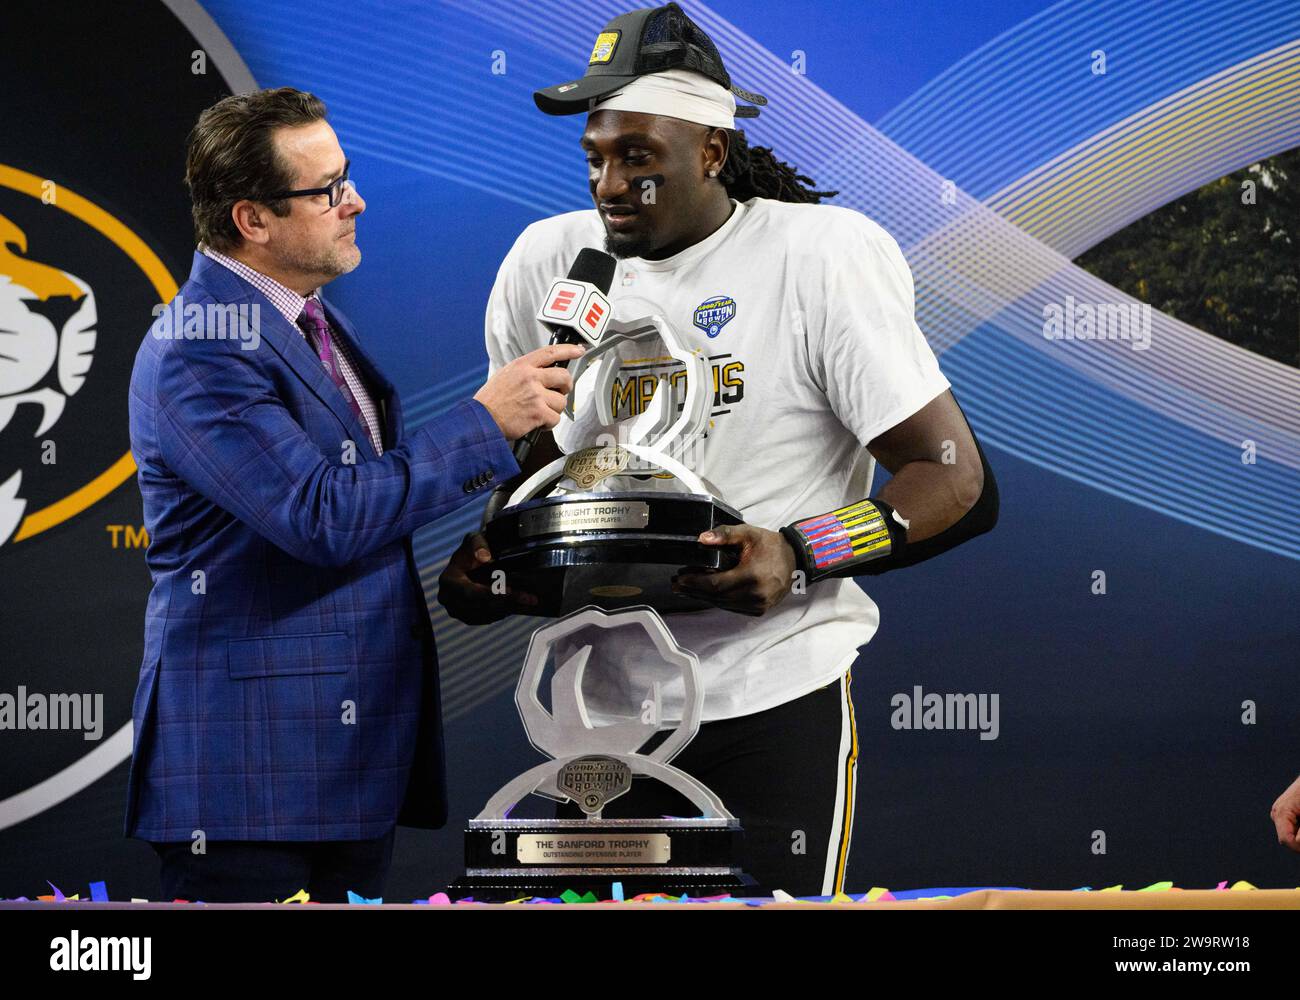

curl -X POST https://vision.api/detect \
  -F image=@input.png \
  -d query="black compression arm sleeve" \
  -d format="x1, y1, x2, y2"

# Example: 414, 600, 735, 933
782, 398, 999, 580
857, 412, 998, 575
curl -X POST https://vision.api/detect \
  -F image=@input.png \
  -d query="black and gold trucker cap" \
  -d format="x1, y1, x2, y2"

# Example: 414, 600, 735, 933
533, 2, 768, 118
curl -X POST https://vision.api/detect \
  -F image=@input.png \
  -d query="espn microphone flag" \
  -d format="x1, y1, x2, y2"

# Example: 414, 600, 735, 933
509, 248, 617, 467
536, 253, 615, 345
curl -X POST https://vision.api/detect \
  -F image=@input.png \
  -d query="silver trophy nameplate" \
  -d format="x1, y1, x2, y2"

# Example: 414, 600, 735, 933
519, 500, 650, 537
516, 833, 672, 865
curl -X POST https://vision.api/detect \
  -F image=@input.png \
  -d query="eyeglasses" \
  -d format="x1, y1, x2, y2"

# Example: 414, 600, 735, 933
265, 160, 355, 208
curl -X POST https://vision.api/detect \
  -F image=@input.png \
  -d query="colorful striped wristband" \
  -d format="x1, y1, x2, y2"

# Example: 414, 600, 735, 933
780, 498, 909, 581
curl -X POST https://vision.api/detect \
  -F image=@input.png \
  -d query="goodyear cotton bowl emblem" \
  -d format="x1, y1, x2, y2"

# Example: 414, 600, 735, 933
589, 30, 620, 64
693, 295, 736, 338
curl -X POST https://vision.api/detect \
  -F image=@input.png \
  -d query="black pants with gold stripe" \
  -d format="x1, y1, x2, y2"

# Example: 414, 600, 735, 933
557, 670, 859, 897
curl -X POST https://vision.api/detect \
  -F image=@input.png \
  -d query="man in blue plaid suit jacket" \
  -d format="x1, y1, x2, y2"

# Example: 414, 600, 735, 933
125, 88, 581, 902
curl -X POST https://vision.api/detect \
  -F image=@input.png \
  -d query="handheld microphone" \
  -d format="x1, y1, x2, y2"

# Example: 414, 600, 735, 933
511, 248, 617, 466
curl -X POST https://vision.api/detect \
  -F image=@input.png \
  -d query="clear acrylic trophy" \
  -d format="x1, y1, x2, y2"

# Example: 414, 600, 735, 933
450, 605, 756, 901
473, 300, 743, 617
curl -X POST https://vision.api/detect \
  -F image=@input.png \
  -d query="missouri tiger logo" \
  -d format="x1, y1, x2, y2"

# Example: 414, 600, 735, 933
0, 211, 98, 545
0, 166, 175, 548
0, 0, 254, 837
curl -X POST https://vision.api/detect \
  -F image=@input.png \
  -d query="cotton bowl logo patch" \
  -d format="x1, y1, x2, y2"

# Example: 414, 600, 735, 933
589, 30, 620, 64
693, 295, 736, 338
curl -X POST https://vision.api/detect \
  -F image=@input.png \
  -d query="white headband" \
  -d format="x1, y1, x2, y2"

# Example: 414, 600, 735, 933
589, 68, 736, 130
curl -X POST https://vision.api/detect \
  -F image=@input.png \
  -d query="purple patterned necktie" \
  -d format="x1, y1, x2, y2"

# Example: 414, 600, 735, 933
298, 298, 378, 453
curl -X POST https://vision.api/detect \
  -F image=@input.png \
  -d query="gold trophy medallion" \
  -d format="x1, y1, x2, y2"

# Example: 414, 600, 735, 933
563, 444, 630, 489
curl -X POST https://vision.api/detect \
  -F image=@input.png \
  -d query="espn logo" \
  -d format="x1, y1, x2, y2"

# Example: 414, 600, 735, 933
536, 279, 611, 345
581, 297, 607, 334
546, 284, 581, 319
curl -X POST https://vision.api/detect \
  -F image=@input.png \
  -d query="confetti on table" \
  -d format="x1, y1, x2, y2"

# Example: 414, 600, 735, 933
2, 878, 1285, 906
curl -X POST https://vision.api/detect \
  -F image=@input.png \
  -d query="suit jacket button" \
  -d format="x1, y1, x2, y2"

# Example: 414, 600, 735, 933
463, 479, 475, 493
485, 469, 495, 483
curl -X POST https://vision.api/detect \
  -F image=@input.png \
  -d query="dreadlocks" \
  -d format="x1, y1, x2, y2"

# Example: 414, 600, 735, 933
718, 129, 838, 204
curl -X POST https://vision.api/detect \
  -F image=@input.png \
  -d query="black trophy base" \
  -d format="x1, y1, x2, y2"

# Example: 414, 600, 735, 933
473, 492, 743, 617
450, 819, 760, 902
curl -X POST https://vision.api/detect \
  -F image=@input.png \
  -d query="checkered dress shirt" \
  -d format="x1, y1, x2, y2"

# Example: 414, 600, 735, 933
199, 245, 385, 454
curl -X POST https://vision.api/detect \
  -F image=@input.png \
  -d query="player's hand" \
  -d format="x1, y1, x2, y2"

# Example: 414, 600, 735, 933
672, 523, 798, 617
1270, 774, 1300, 852
438, 531, 539, 625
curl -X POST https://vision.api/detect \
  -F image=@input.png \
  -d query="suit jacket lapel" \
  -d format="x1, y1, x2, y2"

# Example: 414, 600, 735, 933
188, 253, 381, 457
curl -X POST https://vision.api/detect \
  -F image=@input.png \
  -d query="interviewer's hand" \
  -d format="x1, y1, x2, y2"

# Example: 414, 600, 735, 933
672, 524, 798, 617
438, 531, 539, 625
473, 344, 585, 441
1270, 774, 1300, 853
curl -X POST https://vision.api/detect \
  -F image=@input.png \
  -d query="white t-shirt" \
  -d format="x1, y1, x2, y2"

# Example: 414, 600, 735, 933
484, 196, 951, 722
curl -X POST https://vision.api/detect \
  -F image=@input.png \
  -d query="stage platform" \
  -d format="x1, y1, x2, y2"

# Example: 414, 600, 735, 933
4, 888, 1298, 909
